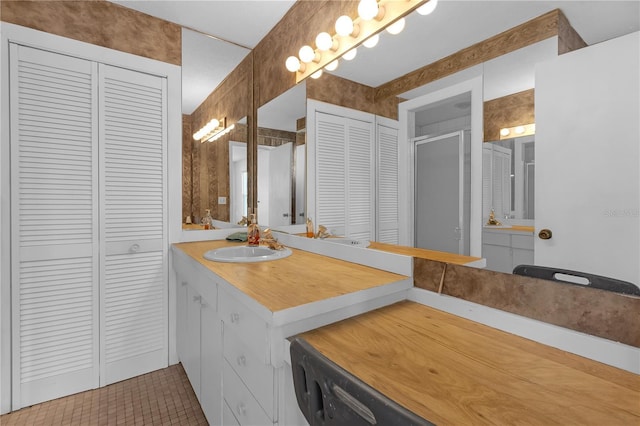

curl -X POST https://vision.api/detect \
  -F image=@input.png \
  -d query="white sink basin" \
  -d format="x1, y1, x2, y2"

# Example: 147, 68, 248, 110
203, 246, 292, 263
324, 238, 370, 248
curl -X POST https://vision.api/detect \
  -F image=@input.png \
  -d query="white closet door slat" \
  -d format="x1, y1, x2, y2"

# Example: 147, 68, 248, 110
346, 120, 374, 240
376, 121, 399, 244
99, 64, 168, 386
315, 112, 347, 236
10, 44, 99, 409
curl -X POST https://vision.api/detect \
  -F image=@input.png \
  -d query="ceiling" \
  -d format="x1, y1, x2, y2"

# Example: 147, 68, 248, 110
109, 1, 640, 116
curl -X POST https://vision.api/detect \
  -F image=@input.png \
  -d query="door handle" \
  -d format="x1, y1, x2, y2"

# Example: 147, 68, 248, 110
538, 229, 552, 240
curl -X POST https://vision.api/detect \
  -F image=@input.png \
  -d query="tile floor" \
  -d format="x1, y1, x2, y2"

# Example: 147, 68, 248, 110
0, 364, 208, 425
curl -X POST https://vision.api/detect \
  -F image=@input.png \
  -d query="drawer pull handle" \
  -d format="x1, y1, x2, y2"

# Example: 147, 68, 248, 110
236, 402, 246, 417
230, 313, 240, 324
181, 281, 188, 286
236, 355, 246, 367
193, 295, 201, 302
130, 243, 140, 253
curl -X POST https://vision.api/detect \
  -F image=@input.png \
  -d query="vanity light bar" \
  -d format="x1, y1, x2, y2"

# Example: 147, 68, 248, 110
206, 123, 235, 143
499, 123, 536, 140
287, 0, 433, 83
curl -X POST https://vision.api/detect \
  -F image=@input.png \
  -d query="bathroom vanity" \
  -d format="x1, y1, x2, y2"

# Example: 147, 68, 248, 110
172, 239, 639, 425
172, 239, 413, 425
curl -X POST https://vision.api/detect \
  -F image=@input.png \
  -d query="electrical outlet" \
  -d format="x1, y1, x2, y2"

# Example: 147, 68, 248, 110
218, 196, 227, 205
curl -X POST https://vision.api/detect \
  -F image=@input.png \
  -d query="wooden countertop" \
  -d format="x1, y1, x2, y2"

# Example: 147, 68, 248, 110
298, 301, 640, 425
173, 240, 408, 313
368, 241, 482, 264
483, 225, 535, 233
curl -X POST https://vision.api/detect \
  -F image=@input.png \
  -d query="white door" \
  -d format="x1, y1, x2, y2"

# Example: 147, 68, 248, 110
294, 144, 306, 224
535, 32, 639, 284
414, 131, 465, 254
376, 117, 400, 244
268, 142, 293, 226
10, 44, 100, 408
257, 146, 271, 224
99, 64, 168, 385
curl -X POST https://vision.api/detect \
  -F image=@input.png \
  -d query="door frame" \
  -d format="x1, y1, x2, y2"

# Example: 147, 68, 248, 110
398, 77, 483, 256
413, 131, 465, 254
1, 22, 181, 413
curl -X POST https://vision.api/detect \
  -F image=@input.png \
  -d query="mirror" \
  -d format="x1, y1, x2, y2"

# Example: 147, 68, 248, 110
181, 28, 251, 230
483, 136, 534, 225
256, 82, 307, 227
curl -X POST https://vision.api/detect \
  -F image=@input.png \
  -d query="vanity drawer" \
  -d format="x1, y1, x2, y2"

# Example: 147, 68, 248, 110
223, 399, 241, 426
218, 287, 269, 361
482, 231, 511, 246
223, 360, 273, 426
224, 325, 275, 418
512, 234, 534, 250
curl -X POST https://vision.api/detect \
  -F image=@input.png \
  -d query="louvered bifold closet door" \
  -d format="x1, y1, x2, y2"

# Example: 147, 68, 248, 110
315, 112, 347, 236
98, 64, 168, 385
346, 119, 374, 240
9, 44, 100, 408
376, 120, 399, 244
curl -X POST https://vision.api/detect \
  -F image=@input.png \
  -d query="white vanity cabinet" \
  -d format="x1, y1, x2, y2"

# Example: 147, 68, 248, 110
482, 228, 534, 273
172, 243, 411, 426
174, 253, 222, 425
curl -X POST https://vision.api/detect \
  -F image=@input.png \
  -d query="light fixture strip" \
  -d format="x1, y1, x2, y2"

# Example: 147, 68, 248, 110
499, 123, 536, 140
295, 0, 430, 83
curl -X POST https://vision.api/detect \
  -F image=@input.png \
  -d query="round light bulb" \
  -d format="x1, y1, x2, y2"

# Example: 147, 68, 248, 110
325, 60, 339, 71
386, 18, 405, 35
500, 128, 510, 137
358, 0, 379, 21
363, 34, 379, 48
335, 15, 354, 37
342, 48, 357, 61
209, 118, 220, 129
299, 45, 316, 63
311, 69, 323, 79
315, 32, 333, 51
515, 126, 525, 134
285, 56, 301, 72
417, 0, 438, 16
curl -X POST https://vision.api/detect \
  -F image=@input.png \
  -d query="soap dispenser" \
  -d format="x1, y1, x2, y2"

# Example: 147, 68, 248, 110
247, 214, 260, 247
203, 209, 213, 229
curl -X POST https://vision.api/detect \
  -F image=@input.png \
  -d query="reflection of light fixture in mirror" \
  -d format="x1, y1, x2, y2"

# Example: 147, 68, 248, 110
342, 48, 358, 60
193, 118, 221, 140
363, 34, 380, 48
325, 60, 339, 71
499, 123, 536, 140
206, 120, 236, 143
358, 0, 385, 21
417, 0, 438, 15
386, 18, 405, 35
311, 69, 323, 79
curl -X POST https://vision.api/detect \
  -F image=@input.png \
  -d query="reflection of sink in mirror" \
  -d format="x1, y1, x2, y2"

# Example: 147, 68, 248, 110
203, 246, 292, 263
324, 238, 371, 248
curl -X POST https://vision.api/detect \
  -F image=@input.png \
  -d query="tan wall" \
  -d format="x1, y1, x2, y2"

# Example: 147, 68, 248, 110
484, 89, 535, 142
1, 0, 181, 65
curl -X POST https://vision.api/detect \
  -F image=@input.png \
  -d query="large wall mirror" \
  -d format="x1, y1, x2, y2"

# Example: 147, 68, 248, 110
256, 83, 307, 227
257, 2, 638, 277
181, 28, 251, 231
